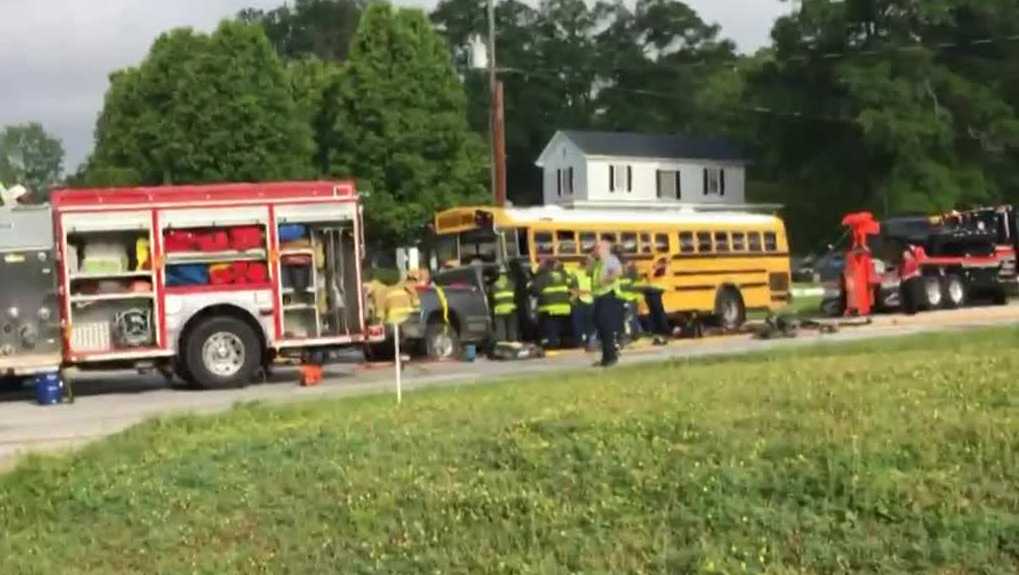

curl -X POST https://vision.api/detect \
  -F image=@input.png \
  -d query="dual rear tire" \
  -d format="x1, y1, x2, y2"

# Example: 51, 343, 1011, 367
917, 275, 966, 311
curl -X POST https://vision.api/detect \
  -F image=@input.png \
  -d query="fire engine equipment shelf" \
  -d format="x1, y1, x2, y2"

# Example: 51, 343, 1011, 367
70, 293, 155, 303
164, 249, 267, 265
70, 270, 153, 280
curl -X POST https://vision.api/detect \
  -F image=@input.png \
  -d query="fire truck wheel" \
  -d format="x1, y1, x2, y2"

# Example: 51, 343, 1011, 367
943, 275, 966, 309
184, 316, 262, 390
0, 376, 24, 392
714, 287, 746, 332
921, 277, 944, 310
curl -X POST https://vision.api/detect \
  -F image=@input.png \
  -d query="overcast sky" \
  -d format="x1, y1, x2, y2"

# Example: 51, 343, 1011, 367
0, 0, 788, 173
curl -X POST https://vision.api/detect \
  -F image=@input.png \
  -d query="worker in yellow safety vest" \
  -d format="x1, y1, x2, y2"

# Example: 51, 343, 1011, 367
591, 240, 623, 367
635, 256, 670, 345
530, 258, 571, 348
489, 265, 519, 343
568, 255, 597, 349
617, 262, 644, 344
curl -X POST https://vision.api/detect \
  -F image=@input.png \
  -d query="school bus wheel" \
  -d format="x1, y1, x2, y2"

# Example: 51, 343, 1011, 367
714, 287, 746, 332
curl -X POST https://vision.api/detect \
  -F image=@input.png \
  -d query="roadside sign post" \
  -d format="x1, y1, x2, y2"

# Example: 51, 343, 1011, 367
393, 322, 402, 404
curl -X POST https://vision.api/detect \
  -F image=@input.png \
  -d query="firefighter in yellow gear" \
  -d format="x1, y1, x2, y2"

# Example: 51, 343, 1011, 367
489, 266, 519, 343
531, 258, 571, 348
568, 260, 596, 348
617, 263, 644, 343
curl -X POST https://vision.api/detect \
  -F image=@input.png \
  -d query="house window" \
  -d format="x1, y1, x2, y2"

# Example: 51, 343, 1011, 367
556, 169, 562, 197
714, 232, 730, 253
748, 232, 762, 253
764, 232, 778, 252
620, 232, 638, 254
679, 232, 695, 254
579, 232, 597, 253
731, 232, 746, 252
567, 167, 575, 195
556, 230, 577, 255
654, 233, 670, 253
609, 164, 632, 193
535, 231, 554, 256
656, 169, 681, 200
696, 232, 713, 253
703, 168, 726, 196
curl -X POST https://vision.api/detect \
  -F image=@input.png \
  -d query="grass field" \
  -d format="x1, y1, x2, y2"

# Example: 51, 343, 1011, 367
2, 329, 1018, 573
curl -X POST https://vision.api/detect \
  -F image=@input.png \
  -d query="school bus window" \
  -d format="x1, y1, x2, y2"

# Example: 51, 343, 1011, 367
748, 232, 762, 252
764, 232, 778, 252
731, 232, 746, 252
621, 232, 639, 254
535, 231, 554, 256
556, 230, 577, 255
679, 231, 695, 253
640, 233, 652, 254
600, 232, 618, 244
654, 233, 669, 253
579, 232, 597, 253
714, 231, 730, 253
697, 232, 712, 253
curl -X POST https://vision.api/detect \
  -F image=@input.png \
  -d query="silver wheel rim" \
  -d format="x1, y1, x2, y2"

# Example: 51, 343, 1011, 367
722, 299, 740, 326
948, 279, 964, 304
431, 330, 455, 358
925, 279, 942, 307
202, 332, 245, 378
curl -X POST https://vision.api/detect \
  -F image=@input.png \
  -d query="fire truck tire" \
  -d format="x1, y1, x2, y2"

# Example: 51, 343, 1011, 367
942, 275, 966, 309
714, 287, 746, 332
184, 316, 262, 390
921, 277, 944, 310
0, 376, 24, 392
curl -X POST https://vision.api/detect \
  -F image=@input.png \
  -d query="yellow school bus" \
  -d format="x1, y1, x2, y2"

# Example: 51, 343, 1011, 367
431, 205, 791, 328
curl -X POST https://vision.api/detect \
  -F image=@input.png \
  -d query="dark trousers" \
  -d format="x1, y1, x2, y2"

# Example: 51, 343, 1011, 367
539, 314, 570, 348
644, 290, 670, 336
594, 293, 622, 364
571, 301, 596, 347
493, 313, 519, 343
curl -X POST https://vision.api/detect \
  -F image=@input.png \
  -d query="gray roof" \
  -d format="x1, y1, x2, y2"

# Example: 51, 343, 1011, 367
561, 130, 747, 162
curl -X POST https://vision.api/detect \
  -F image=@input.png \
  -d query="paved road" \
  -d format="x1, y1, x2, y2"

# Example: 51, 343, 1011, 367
3, 304, 1019, 470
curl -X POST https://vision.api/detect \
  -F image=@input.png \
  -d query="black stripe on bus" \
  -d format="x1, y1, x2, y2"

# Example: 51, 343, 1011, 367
671, 252, 790, 261
740, 282, 768, 289
674, 285, 716, 292
673, 269, 767, 277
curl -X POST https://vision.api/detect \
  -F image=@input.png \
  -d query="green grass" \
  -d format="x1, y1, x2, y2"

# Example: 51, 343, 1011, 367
2, 329, 1019, 574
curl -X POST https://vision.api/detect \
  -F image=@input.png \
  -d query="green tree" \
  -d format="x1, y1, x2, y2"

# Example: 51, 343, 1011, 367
86, 21, 314, 186
748, 0, 1019, 251
238, 0, 361, 62
0, 123, 65, 200
329, 2, 487, 245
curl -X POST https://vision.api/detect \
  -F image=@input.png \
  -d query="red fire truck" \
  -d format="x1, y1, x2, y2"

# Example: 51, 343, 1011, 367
1, 181, 382, 390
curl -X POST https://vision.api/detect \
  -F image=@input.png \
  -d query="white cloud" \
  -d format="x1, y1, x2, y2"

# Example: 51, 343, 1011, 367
0, 0, 786, 173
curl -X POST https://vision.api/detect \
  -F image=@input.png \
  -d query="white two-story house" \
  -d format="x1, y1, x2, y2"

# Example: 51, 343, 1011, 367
535, 130, 748, 207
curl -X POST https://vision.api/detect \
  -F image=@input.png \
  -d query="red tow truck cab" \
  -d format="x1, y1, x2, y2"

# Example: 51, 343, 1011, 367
48, 181, 382, 389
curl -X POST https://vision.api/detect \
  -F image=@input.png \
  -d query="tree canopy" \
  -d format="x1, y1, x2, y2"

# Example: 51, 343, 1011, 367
84, 21, 314, 186
0, 123, 64, 200
327, 2, 488, 245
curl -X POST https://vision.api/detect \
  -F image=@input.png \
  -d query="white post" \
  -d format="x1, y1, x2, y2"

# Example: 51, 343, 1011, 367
393, 322, 402, 404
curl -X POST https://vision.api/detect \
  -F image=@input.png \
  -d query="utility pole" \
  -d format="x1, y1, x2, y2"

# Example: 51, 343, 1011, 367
487, 0, 507, 207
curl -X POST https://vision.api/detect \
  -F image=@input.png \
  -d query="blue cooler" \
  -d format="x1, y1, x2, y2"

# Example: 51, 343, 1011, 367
463, 344, 477, 362
34, 373, 62, 406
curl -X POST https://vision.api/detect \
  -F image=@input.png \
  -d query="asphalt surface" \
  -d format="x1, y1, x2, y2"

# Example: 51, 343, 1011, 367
3, 303, 1019, 470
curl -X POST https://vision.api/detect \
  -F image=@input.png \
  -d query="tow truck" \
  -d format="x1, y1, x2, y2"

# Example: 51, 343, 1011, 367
830, 206, 1017, 316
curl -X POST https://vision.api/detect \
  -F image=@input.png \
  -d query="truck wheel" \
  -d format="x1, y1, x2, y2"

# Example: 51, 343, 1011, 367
943, 275, 966, 309
365, 340, 396, 362
0, 376, 23, 393
714, 288, 746, 332
424, 320, 460, 360
922, 277, 944, 310
184, 316, 261, 390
